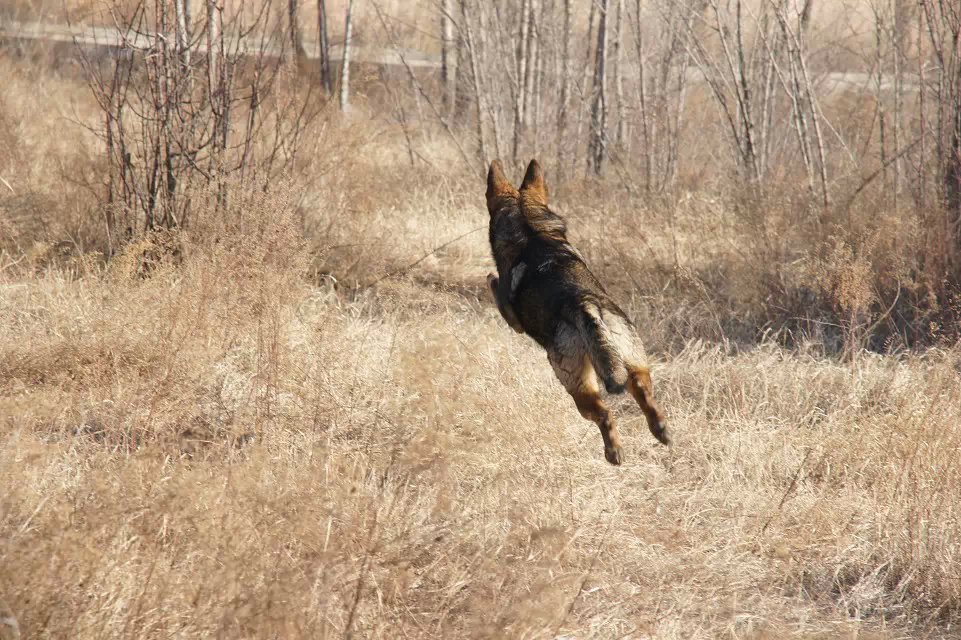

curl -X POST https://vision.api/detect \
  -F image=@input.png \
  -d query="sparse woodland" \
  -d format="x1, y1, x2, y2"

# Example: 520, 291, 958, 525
2, 0, 961, 638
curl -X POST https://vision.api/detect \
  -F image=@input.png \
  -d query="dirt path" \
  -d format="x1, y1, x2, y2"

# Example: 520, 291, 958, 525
2, 18, 920, 94
0, 18, 441, 68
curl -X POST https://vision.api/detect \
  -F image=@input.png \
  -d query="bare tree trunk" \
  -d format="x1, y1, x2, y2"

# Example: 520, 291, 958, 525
874, 6, 889, 199
288, 0, 306, 68
756, 6, 777, 176
454, 24, 470, 120
158, 0, 176, 228
104, 94, 117, 250
917, 5, 927, 213
573, 0, 597, 177
589, 0, 609, 175
663, 4, 701, 190
939, 3, 961, 231
173, 0, 190, 71
632, 0, 652, 188
532, 14, 543, 157
340, 0, 355, 112
513, 0, 532, 162
441, 0, 453, 86
206, 0, 227, 208
667, 46, 691, 190
555, 0, 572, 174
318, 0, 332, 95
613, 0, 625, 149
948, 66, 961, 218
441, 0, 457, 114
892, 0, 906, 209
478, 7, 503, 160
732, 0, 759, 182
786, 37, 817, 198
207, 0, 220, 92
524, 0, 539, 129
461, 1, 489, 162
918, 0, 961, 281
793, 11, 830, 209
518, 0, 531, 127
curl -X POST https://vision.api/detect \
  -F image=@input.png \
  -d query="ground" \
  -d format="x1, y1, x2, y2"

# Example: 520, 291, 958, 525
2, 170, 960, 638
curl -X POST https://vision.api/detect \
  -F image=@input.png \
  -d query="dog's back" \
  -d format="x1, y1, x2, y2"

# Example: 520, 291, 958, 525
505, 165, 636, 394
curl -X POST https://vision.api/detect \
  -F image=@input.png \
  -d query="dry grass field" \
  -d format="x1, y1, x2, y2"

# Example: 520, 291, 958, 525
2, 13, 961, 638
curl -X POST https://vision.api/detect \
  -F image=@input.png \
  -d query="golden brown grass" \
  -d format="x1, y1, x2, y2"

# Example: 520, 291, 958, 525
3, 177, 961, 638
2, 51, 961, 639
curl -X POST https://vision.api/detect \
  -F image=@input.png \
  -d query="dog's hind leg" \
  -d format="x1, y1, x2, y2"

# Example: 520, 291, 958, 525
626, 365, 671, 446
571, 386, 624, 465
551, 348, 624, 465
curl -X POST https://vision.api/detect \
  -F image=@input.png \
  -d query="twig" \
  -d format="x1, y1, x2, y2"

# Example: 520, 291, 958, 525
369, 0, 477, 173
841, 137, 923, 213
344, 509, 378, 640
549, 516, 614, 637
863, 278, 902, 343
365, 225, 485, 287
342, 447, 404, 640
759, 449, 811, 535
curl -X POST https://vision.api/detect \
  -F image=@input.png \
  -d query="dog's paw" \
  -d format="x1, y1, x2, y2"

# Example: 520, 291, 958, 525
650, 421, 672, 447
604, 445, 624, 466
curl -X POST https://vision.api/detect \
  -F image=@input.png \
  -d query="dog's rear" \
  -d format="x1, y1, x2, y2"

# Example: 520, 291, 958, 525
486, 160, 671, 465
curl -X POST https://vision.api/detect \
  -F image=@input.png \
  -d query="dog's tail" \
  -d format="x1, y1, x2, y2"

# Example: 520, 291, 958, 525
576, 302, 628, 394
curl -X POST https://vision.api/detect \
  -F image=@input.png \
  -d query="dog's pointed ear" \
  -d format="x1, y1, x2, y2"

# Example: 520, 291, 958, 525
519, 159, 548, 206
486, 160, 518, 211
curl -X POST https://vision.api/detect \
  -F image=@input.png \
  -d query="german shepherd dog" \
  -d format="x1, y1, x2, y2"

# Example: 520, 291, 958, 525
486, 159, 671, 465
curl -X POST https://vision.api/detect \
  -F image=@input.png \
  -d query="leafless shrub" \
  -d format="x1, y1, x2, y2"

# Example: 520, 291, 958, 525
77, 0, 320, 254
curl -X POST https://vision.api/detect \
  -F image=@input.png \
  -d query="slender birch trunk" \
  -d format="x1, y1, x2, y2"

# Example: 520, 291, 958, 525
339, 0, 355, 112
462, 2, 489, 161
174, 0, 190, 71
589, 0, 609, 175
555, 0, 572, 173
613, 0, 625, 149
441, 0, 457, 114
513, 0, 531, 162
